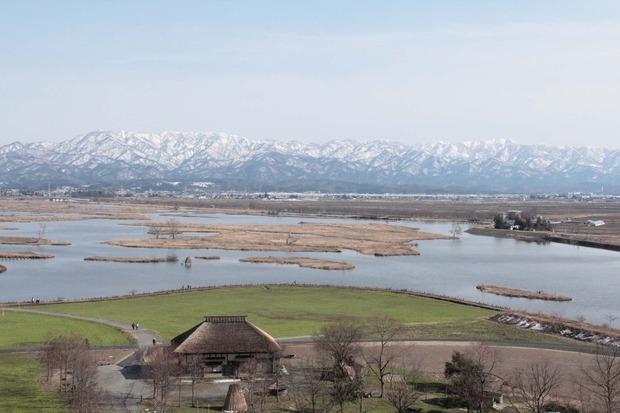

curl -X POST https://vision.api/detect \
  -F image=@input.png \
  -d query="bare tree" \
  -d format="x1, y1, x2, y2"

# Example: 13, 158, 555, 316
41, 334, 84, 392
37, 222, 47, 242
316, 319, 364, 412
290, 359, 334, 413
450, 223, 463, 239
68, 343, 101, 413
149, 224, 164, 239
580, 344, 620, 413
444, 343, 502, 413
244, 358, 273, 413
385, 381, 420, 413
166, 218, 181, 240
510, 360, 562, 413
316, 319, 363, 368
605, 313, 618, 328
144, 345, 181, 412
363, 316, 404, 398
384, 358, 423, 413
40, 334, 102, 412
185, 354, 203, 407
40, 336, 61, 382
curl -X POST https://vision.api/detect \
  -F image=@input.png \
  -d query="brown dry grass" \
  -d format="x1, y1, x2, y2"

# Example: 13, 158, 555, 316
0, 236, 50, 245
0, 213, 149, 223
194, 255, 221, 260
239, 256, 354, 270
8, 196, 620, 253
0, 236, 70, 246
477, 285, 572, 301
108, 222, 448, 256
83, 256, 169, 263
288, 341, 596, 399
0, 199, 153, 222
0, 250, 54, 259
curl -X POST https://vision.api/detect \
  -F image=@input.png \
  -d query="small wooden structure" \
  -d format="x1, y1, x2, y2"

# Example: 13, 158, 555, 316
171, 315, 282, 376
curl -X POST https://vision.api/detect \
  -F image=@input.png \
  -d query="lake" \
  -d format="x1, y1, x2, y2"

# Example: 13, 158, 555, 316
0, 212, 618, 324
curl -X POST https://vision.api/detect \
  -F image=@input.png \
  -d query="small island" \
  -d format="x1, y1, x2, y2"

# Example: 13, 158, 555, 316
477, 284, 572, 301
0, 250, 54, 259
195, 256, 221, 260
0, 236, 70, 246
84, 256, 178, 263
239, 256, 354, 270
108, 222, 447, 256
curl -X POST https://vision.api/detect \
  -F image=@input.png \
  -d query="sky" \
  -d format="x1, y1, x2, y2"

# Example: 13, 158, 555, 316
1, 1, 619, 148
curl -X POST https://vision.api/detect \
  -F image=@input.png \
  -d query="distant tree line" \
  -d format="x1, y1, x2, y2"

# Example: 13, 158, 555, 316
494, 212, 552, 231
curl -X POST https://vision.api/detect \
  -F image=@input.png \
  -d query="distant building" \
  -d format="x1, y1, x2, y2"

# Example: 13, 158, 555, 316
171, 315, 282, 376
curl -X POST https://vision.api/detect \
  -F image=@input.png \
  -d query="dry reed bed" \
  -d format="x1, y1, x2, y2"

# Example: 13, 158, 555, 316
109, 222, 449, 256
0, 199, 155, 222
0, 215, 88, 223
0, 250, 54, 259
0, 213, 149, 223
0, 236, 71, 246
477, 285, 572, 301
239, 256, 354, 270
194, 256, 221, 260
84, 256, 170, 263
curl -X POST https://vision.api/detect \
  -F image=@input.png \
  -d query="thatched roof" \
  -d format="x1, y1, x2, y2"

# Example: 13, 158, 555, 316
224, 382, 247, 412
171, 315, 282, 354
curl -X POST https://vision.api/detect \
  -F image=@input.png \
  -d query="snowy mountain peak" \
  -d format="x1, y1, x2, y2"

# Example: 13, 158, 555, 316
0, 130, 617, 193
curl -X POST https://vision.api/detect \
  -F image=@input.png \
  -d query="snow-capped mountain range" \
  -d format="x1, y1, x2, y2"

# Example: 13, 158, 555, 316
1, 130, 619, 193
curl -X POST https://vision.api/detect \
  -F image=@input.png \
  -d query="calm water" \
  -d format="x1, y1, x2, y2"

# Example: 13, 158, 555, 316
0, 213, 618, 324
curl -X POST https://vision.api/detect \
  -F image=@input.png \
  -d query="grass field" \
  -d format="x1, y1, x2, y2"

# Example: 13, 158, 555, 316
0, 353, 64, 412
37, 286, 498, 340
0, 311, 132, 349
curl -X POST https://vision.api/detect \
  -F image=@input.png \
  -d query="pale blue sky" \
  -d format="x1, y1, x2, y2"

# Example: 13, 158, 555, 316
1, 1, 619, 147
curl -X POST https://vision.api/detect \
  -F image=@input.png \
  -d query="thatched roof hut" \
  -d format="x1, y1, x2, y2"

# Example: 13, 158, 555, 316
171, 315, 282, 376
224, 382, 247, 412
171, 315, 281, 354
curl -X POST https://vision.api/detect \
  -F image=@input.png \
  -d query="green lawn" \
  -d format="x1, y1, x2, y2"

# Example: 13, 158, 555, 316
0, 353, 64, 412
38, 286, 496, 340
0, 311, 132, 349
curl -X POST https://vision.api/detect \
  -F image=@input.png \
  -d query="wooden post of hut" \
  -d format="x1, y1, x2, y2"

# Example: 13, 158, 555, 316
223, 382, 247, 412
